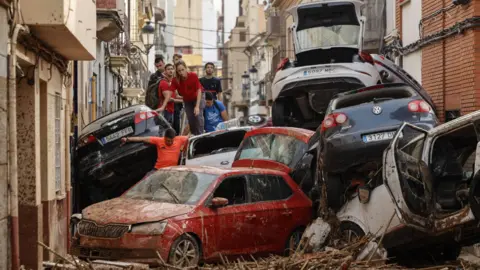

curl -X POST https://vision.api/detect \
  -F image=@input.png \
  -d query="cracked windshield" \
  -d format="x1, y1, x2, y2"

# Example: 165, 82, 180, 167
4, 0, 480, 269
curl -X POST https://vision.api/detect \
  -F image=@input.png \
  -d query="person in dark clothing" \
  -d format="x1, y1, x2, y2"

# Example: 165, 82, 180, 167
148, 55, 165, 87
172, 54, 183, 135
199, 62, 223, 101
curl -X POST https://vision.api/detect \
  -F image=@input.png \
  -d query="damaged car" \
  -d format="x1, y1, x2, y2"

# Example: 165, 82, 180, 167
271, 0, 382, 130
331, 110, 480, 262
75, 105, 171, 211
71, 166, 312, 267
181, 126, 252, 168
318, 83, 439, 210
232, 127, 318, 202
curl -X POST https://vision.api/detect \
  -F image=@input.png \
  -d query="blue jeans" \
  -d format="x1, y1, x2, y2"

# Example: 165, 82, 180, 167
163, 110, 174, 126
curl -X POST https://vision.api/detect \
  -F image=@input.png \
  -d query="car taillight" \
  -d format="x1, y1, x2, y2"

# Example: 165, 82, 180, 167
276, 58, 290, 71
78, 134, 97, 148
135, 111, 158, 124
408, 100, 431, 113
359, 51, 374, 65
321, 113, 348, 132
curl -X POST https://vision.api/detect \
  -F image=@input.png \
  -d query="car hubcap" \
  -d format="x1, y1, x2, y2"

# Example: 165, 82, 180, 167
341, 228, 361, 244
172, 239, 198, 267
288, 231, 303, 255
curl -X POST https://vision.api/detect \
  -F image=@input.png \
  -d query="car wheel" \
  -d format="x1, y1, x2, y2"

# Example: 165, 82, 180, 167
339, 222, 365, 245
323, 172, 345, 211
272, 100, 285, 126
285, 228, 305, 256
168, 235, 201, 267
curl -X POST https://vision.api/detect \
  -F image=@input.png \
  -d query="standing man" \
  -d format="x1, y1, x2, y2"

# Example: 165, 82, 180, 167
204, 92, 229, 132
200, 62, 223, 101
170, 61, 206, 135
120, 128, 187, 174
156, 63, 178, 126
146, 56, 166, 110
148, 55, 165, 86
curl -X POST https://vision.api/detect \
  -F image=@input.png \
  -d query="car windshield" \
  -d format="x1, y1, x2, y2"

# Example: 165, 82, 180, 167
296, 25, 360, 51
124, 170, 217, 205
236, 134, 307, 167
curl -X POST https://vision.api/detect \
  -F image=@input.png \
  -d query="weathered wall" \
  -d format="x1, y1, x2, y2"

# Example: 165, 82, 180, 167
15, 43, 72, 269
0, 5, 10, 270
396, 0, 478, 121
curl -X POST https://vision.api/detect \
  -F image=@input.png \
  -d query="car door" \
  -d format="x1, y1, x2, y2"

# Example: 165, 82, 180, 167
383, 122, 433, 232
210, 175, 257, 256
385, 120, 480, 234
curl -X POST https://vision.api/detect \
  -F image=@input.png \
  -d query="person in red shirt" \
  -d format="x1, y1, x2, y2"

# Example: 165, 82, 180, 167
156, 63, 180, 126
120, 128, 188, 174
170, 61, 206, 135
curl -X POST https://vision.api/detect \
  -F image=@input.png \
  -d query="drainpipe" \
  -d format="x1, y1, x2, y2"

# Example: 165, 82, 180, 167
8, 23, 27, 270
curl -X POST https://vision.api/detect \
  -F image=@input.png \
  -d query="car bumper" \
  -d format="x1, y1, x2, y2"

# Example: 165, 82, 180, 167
71, 233, 174, 266
321, 122, 436, 173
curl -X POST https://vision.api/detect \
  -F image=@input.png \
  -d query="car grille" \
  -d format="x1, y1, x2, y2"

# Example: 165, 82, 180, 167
78, 220, 130, 238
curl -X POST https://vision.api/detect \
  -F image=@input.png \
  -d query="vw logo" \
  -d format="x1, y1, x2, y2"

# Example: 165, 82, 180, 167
111, 125, 118, 130
372, 106, 382, 115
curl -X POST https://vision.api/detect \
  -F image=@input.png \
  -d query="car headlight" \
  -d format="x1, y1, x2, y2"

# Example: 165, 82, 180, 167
130, 222, 167, 235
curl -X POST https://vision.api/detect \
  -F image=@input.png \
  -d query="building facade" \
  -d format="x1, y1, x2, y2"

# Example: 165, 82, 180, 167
0, 0, 96, 269
391, 0, 479, 122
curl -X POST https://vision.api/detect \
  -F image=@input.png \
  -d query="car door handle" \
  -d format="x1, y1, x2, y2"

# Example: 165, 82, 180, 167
220, 161, 229, 165
246, 214, 256, 220
281, 211, 292, 216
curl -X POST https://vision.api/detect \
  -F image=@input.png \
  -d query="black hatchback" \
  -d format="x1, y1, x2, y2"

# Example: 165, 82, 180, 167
316, 83, 439, 209
74, 105, 171, 211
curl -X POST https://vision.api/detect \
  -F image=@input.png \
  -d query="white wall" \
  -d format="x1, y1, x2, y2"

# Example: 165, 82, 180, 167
203, 0, 218, 62
401, 0, 422, 83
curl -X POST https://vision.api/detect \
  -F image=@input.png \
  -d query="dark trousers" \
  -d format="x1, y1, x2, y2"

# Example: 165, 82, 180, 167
173, 103, 183, 136
184, 93, 206, 135
163, 110, 174, 126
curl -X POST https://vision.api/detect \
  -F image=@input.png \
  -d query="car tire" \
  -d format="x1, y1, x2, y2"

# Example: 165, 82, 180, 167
339, 221, 365, 244
284, 228, 305, 256
168, 234, 202, 267
272, 100, 286, 126
324, 172, 345, 211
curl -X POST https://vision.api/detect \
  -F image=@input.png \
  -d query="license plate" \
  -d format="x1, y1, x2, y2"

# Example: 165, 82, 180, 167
303, 67, 335, 76
362, 131, 401, 143
101, 126, 134, 144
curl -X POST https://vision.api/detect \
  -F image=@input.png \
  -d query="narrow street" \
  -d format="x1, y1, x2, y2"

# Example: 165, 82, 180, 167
0, 0, 480, 269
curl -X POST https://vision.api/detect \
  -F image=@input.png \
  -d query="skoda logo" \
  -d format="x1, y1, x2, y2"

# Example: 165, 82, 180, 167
372, 106, 382, 115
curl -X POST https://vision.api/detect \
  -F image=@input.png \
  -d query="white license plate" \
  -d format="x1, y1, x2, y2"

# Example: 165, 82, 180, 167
101, 126, 134, 144
303, 67, 335, 76
362, 131, 399, 143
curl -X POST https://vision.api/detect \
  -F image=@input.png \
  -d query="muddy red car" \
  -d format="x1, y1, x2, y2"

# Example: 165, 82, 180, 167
232, 127, 318, 203
71, 166, 312, 267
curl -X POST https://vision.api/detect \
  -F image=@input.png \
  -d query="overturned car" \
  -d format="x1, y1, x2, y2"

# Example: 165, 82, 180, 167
271, 0, 382, 130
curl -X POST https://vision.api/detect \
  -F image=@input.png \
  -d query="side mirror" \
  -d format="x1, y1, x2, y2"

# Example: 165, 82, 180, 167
210, 197, 228, 208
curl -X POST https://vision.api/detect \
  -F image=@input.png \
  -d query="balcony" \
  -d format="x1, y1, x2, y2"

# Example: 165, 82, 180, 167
97, 0, 125, 42
21, 0, 96, 60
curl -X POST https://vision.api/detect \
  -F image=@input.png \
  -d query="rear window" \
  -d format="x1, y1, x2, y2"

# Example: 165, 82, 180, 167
333, 87, 415, 110
189, 130, 247, 159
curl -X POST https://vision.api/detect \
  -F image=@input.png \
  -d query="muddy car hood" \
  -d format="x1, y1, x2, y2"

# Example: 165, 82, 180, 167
82, 197, 195, 225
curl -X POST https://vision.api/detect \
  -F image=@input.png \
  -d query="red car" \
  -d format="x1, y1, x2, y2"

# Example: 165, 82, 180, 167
71, 166, 312, 267
232, 127, 316, 195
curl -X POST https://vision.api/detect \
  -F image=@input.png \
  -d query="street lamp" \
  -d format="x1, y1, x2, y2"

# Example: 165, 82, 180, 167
241, 71, 250, 86
249, 65, 258, 82
141, 21, 155, 54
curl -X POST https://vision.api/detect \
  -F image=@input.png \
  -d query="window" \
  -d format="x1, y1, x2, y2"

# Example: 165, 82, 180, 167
213, 177, 247, 205
125, 170, 217, 205
55, 94, 62, 193
236, 134, 308, 167
237, 21, 245, 27
239, 31, 246, 42
248, 175, 293, 202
